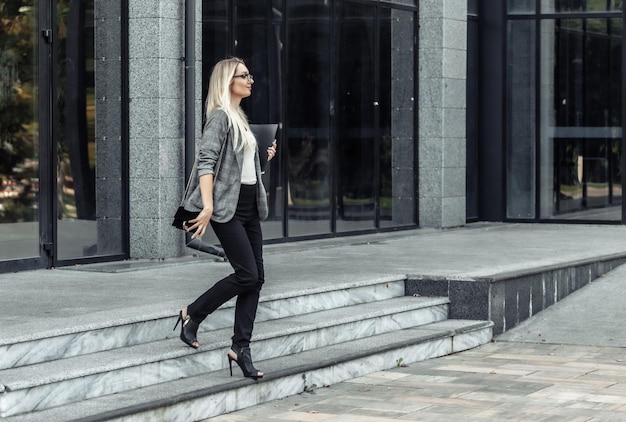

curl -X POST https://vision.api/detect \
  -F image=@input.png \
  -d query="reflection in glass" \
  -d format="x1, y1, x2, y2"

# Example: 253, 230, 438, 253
509, 0, 536, 14
200, 0, 417, 238
201, 0, 229, 107
540, 18, 622, 220
336, 2, 376, 232
506, 20, 536, 218
235, 0, 284, 239
286, 1, 331, 237
57, 0, 125, 259
542, 0, 623, 12
0, 2, 39, 260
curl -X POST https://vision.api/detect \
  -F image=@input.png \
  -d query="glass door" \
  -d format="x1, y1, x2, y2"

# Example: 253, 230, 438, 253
0, 1, 43, 269
0, 0, 126, 272
54, 0, 126, 263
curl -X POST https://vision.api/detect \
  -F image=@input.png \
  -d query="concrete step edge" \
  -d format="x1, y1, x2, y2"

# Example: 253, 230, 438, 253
0, 296, 449, 390
4, 320, 493, 422
0, 274, 408, 347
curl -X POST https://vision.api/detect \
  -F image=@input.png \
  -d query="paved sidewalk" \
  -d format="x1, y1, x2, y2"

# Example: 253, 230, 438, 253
207, 242, 626, 422
209, 341, 626, 422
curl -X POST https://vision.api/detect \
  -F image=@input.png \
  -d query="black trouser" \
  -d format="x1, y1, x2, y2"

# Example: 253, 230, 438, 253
187, 184, 264, 348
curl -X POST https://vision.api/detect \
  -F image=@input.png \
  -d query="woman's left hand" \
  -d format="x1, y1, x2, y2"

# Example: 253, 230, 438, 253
267, 140, 277, 161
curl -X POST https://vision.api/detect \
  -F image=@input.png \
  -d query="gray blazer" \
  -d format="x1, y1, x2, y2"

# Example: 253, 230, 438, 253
183, 109, 269, 223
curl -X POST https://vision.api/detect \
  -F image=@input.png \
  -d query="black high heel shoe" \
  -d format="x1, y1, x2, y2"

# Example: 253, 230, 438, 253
228, 344, 263, 380
173, 308, 199, 349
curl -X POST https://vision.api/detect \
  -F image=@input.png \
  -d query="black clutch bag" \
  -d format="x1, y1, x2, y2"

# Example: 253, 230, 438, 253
172, 207, 200, 230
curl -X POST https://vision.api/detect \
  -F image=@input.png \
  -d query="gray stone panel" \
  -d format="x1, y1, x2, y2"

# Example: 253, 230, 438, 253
96, 139, 122, 179
443, 78, 465, 109
449, 280, 490, 320
443, 137, 465, 168
128, 99, 162, 139
441, 196, 465, 227
129, 58, 162, 98
443, 48, 467, 80
419, 167, 442, 198
419, 18, 443, 49
442, 167, 465, 197
443, 18, 467, 49
130, 218, 161, 257
96, 218, 124, 254
418, 78, 443, 109
391, 107, 414, 138
129, 178, 161, 219
159, 99, 185, 138
156, 137, 185, 179
96, 178, 123, 219
128, 138, 160, 179
418, 107, 443, 139
418, 197, 442, 228
405, 277, 449, 298
392, 166, 415, 198
418, 49, 444, 78
129, 2, 183, 24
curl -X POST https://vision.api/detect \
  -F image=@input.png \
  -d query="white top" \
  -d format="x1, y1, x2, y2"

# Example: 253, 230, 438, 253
240, 131, 257, 185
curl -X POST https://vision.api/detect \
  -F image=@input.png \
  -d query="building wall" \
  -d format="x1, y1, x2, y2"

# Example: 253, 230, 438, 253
126, 0, 468, 259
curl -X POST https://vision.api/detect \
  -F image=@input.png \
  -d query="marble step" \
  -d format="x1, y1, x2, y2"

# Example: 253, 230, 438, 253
0, 275, 406, 370
0, 296, 449, 418
4, 319, 494, 422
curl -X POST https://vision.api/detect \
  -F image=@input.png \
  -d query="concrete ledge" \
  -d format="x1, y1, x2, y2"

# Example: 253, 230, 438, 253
406, 254, 626, 335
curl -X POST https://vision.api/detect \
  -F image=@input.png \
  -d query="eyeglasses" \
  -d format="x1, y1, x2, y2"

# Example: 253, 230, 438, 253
233, 73, 254, 81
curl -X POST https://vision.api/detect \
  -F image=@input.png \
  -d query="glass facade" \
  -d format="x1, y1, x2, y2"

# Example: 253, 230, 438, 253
506, 3, 623, 221
201, 0, 417, 240
0, 1, 126, 270
0, 1, 39, 260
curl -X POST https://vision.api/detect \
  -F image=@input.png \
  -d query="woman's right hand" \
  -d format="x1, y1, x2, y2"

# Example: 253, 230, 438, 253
187, 205, 213, 239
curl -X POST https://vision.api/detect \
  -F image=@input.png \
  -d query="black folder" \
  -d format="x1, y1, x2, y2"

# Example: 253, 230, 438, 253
250, 123, 278, 171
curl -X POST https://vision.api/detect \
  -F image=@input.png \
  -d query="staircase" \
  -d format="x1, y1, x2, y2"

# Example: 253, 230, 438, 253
0, 275, 492, 421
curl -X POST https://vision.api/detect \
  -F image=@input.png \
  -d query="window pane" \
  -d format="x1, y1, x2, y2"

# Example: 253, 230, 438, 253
469, 0, 479, 15
234, 0, 285, 239
380, 8, 415, 227
286, 1, 332, 237
509, 0, 536, 14
336, 1, 376, 231
0, 1, 39, 260
540, 18, 622, 220
542, 0, 623, 12
202, 0, 229, 114
506, 19, 536, 219
56, 0, 125, 259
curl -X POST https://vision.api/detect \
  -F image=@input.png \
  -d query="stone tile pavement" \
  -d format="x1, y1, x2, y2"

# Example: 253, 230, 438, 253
209, 341, 626, 421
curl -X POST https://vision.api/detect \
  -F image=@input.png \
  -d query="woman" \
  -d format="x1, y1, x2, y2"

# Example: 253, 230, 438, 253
173, 57, 276, 380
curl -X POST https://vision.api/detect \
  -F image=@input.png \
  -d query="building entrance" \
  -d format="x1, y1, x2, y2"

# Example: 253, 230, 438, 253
0, 1, 127, 272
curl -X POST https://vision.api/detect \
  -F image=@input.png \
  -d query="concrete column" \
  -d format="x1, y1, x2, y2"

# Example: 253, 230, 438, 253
127, 1, 185, 258
418, 0, 467, 228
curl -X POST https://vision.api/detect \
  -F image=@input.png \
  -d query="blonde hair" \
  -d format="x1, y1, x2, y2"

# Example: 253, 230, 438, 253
204, 57, 254, 151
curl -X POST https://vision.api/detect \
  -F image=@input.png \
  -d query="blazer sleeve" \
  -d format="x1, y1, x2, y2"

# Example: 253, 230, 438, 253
197, 109, 230, 178
182, 110, 230, 213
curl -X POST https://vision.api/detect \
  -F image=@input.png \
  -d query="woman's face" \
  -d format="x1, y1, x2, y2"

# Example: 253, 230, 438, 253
230, 63, 253, 102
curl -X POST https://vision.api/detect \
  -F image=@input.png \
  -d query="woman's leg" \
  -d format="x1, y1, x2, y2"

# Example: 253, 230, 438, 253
231, 215, 264, 347
187, 216, 258, 323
